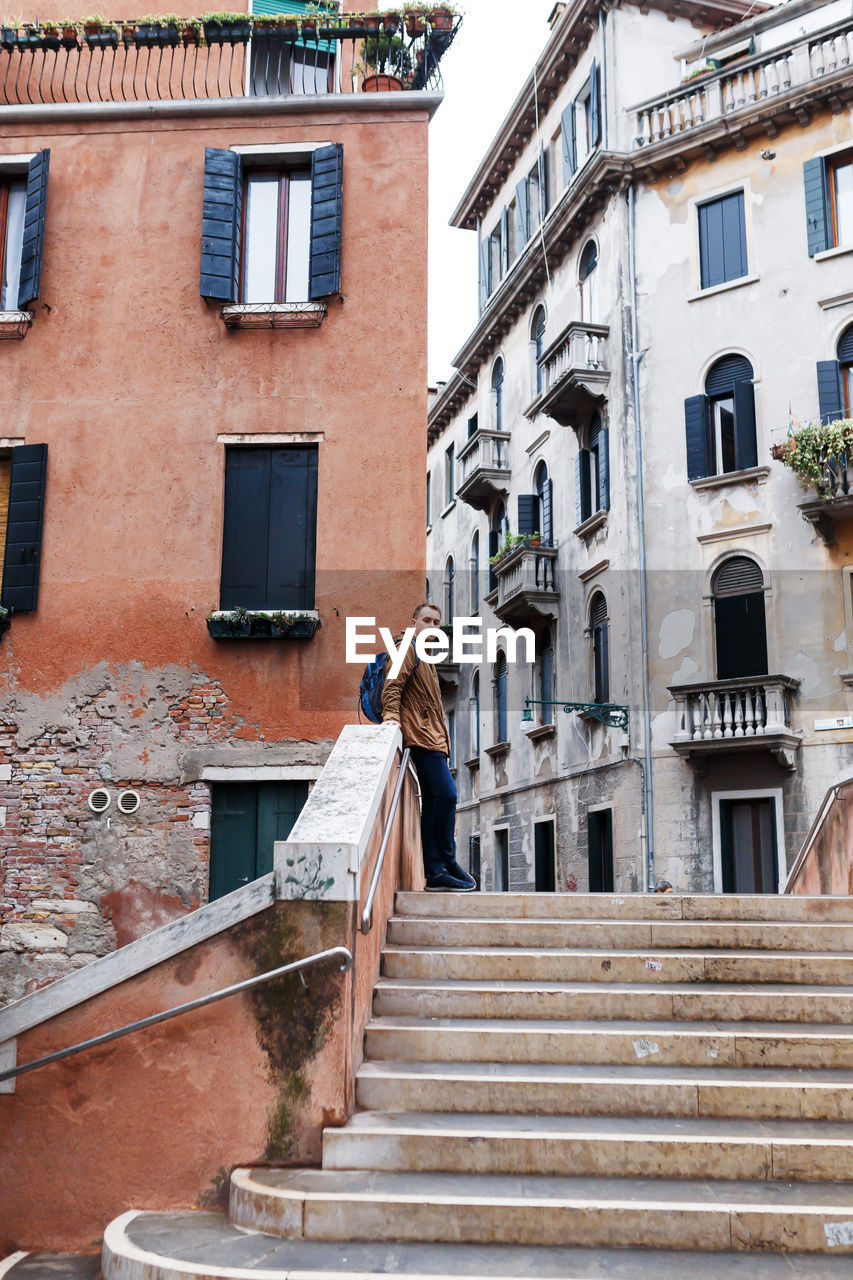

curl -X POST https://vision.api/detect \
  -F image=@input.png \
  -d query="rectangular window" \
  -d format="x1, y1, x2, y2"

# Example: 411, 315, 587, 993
241, 169, 312, 304
718, 796, 778, 894
0, 456, 11, 581
209, 780, 309, 901
220, 445, 318, 611
488, 223, 502, 294
575, 85, 591, 170
445, 443, 455, 505
534, 819, 555, 892
0, 177, 26, 310
829, 154, 853, 248
549, 130, 562, 201
506, 201, 517, 268
494, 828, 509, 892
467, 412, 479, 439
588, 808, 614, 892
698, 190, 747, 289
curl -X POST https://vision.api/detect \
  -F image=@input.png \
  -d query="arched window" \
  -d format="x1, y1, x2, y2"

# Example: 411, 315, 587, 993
491, 357, 504, 432
579, 240, 598, 323
687, 354, 756, 480
577, 413, 609, 526
712, 555, 767, 679
539, 627, 554, 723
531, 306, 547, 396
470, 669, 480, 756
444, 555, 455, 625
590, 592, 609, 704
534, 460, 553, 545
826, 325, 853, 422
494, 651, 508, 743
488, 501, 509, 592
470, 531, 480, 613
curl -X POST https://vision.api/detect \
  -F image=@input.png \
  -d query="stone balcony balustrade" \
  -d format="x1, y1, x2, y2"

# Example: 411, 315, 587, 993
532, 322, 610, 427
798, 454, 853, 547
492, 545, 559, 626
456, 428, 511, 512
668, 675, 801, 770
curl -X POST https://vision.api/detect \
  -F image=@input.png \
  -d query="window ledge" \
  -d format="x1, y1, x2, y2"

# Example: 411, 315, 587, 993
574, 509, 608, 539
464, 755, 480, 771
690, 465, 771, 492
0, 310, 32, 339
814, 244, 853, 263
448, 766, 457, 778
440, 500, 457, 518
687, 273, 759, 303
207, 608, 320, 640
484, 741, 510, 759
221, 303, 327, 330
525, 722, 556, 743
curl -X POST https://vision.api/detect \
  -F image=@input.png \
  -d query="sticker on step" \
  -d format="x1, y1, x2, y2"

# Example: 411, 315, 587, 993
825, 1222, 853, 1247
707, 1044, 720, 1060
611, 897, 625, 905
632, 1038, 660, 1059
645, 958, 662, 972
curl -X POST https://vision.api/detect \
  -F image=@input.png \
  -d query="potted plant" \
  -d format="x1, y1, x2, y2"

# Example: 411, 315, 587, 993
253, 14, 299, 40
405, 10, 426, 37
429, 6, 454, 29
81, 15, 120, 47
200, 11, 251, 43
0, 605, 9, 642
300, 14, 318, 39
182, 18, 203, 45
530, 531, 542, 547
135, 15, 185, 45
382, 10, 400, 34
771, 417, 853, 494
40, 22, 61, 49
59, 20, 79, 46
364, 13, 383, 33
3, 23, 41, 49
681, 58, 719, 83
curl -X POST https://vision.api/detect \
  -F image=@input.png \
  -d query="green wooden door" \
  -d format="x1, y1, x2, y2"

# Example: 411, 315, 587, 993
210, 781, 309, 900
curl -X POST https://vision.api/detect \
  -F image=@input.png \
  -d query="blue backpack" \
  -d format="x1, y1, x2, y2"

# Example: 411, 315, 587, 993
359, 649, 420, 724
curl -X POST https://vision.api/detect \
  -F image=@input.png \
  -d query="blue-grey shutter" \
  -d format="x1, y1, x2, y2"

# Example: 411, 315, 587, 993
220, 448, 271, 610
478, 236, 489, 311
561, 104, 576, 185
733, 380, 758, 469
201, 147, 241, 302
501, 206, 509, 277
515, 178, 529, 252
17, 150, 50, 309
267, 447, 318, 609
684, 394, 712, 480
817, 361, 844, 425
517, 493, 538, 535
538, 145, 548, 220
309, 143, 343, 299
598, 425, 610, 511
589, 59, 600, 148
803, 157, 830, 258
543, 478, 553, 543
575, 453, 584, 526
1, 444, 47, 613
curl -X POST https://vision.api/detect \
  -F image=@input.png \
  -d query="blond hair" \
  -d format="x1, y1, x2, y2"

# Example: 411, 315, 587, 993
413, 602, 442, 620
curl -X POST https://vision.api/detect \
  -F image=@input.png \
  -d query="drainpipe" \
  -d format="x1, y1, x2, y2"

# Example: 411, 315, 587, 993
598, 8, 608, 149
627, 179, 655, 891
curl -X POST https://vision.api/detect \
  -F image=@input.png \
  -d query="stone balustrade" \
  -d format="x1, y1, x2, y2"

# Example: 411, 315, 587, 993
669, 675, 800, 767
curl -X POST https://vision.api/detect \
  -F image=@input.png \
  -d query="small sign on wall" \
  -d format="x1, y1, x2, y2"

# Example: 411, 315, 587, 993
814, 716, 853, 731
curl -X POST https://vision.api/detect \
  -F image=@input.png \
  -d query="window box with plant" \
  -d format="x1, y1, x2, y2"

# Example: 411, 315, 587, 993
133, 16, 187, 45
206, 607, 321, 640
773, 417, 853, 544
681, 59, 719, 83
201, 11, 251, 43
1, 24, 42, 49
81, 15, 120, 47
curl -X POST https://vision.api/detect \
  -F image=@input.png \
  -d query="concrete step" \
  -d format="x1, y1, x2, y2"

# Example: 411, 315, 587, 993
395, 892, 853, 923
381, 945, 853, 986
322, 1111, 853, 1182
228, 1166, 853, 1253
355, 1059, 853, 1121
364, 1016, 853, 1069
372, 978, 853, 1024
0, 1256, 101, 1280
385, 916, 853, 952
99, 1209, 853, 1280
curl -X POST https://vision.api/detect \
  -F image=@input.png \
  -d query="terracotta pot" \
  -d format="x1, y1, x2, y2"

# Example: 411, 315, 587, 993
430, 7, 454, 28
405, 14, 426, 36
363, 72, 403, 91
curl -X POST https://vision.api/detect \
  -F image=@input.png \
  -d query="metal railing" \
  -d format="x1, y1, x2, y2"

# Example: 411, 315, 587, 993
0, 12, 460, 106
0, 945, 352, 1084
360, 747, 414, 936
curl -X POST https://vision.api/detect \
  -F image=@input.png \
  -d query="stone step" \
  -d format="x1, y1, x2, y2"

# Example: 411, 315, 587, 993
372, 978, 853, 1024
322, 1111, 853, 1182
382, 945, 853, 986
385, 916, 853, 952
355, 1059, 853, 1121
228, 1166, 853, 1253
395, 892, 853, 923
364, 1016, 853, 1069
0, 1254, 101, 1280
99, 1209, 853, 1280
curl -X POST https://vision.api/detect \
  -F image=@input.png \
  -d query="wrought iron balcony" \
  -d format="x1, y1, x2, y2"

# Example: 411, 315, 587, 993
534, 322, 609, 427
456, 428, 511, 512
0, 10, 460, 106
798, 455, 853, 547
492, 545, 559, 626
669, 676, 801, 770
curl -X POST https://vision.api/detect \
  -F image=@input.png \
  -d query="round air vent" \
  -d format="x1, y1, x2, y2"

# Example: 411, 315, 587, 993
117, 789, 141, 815
88, 788, 111, 814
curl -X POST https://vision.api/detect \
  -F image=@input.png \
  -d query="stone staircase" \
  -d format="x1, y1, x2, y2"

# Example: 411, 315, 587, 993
64, 894, 853, 1276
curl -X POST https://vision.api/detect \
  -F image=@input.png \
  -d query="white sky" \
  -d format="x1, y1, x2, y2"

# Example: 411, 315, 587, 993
427, 0, 559, 384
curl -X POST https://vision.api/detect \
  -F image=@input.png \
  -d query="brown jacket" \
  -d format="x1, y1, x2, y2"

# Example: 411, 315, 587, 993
381, 630, 450, 756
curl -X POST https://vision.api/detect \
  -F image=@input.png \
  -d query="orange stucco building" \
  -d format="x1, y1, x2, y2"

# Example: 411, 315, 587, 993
0, 4, 446, 1001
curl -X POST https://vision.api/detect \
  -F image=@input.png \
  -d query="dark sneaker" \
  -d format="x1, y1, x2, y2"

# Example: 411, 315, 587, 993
446, 861, 477, 888
424, 871, 476, 893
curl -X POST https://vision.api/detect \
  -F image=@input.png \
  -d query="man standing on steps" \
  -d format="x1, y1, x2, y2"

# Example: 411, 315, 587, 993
382, 602, 476, 893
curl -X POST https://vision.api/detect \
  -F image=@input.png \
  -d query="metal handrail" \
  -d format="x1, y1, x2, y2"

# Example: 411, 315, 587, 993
0, 945, 353, 1084
360, 747, 413, 936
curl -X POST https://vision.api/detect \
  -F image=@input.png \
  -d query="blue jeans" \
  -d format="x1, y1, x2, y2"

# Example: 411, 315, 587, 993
409, 747, 457, 879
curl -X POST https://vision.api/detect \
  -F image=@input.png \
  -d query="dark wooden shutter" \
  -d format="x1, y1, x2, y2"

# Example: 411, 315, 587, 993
500, 207, 509, 276
597, 425, 610, 511
538, 475, 553, 544
220, 449, 272, 610
201, 147, 241, 302
469, 834, 481, 886
591, 593, 609, 703
515, 178, 528, 252
517, 493, 539, 535
817, 360, 844, 425
715, 593, 768, 678
803, 157, 830, 257
309, 143, 343, 299
684, 394, 712, 480
838, 327, 853, 364
589, 59, 600, 147
267, 447, 318, 609
488, 527, 499, 592
561, 104, 576, 185
1, 444, 48, 613
733, 380, 758, 469
18, 149, 50, 308
478, 235, 489, 310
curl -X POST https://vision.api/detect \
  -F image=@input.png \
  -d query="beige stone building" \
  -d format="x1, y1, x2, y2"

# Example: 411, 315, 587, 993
427, 0, 853, 894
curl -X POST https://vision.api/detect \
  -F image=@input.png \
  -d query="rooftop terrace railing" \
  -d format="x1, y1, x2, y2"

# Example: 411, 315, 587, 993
0, 8, 460, 106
